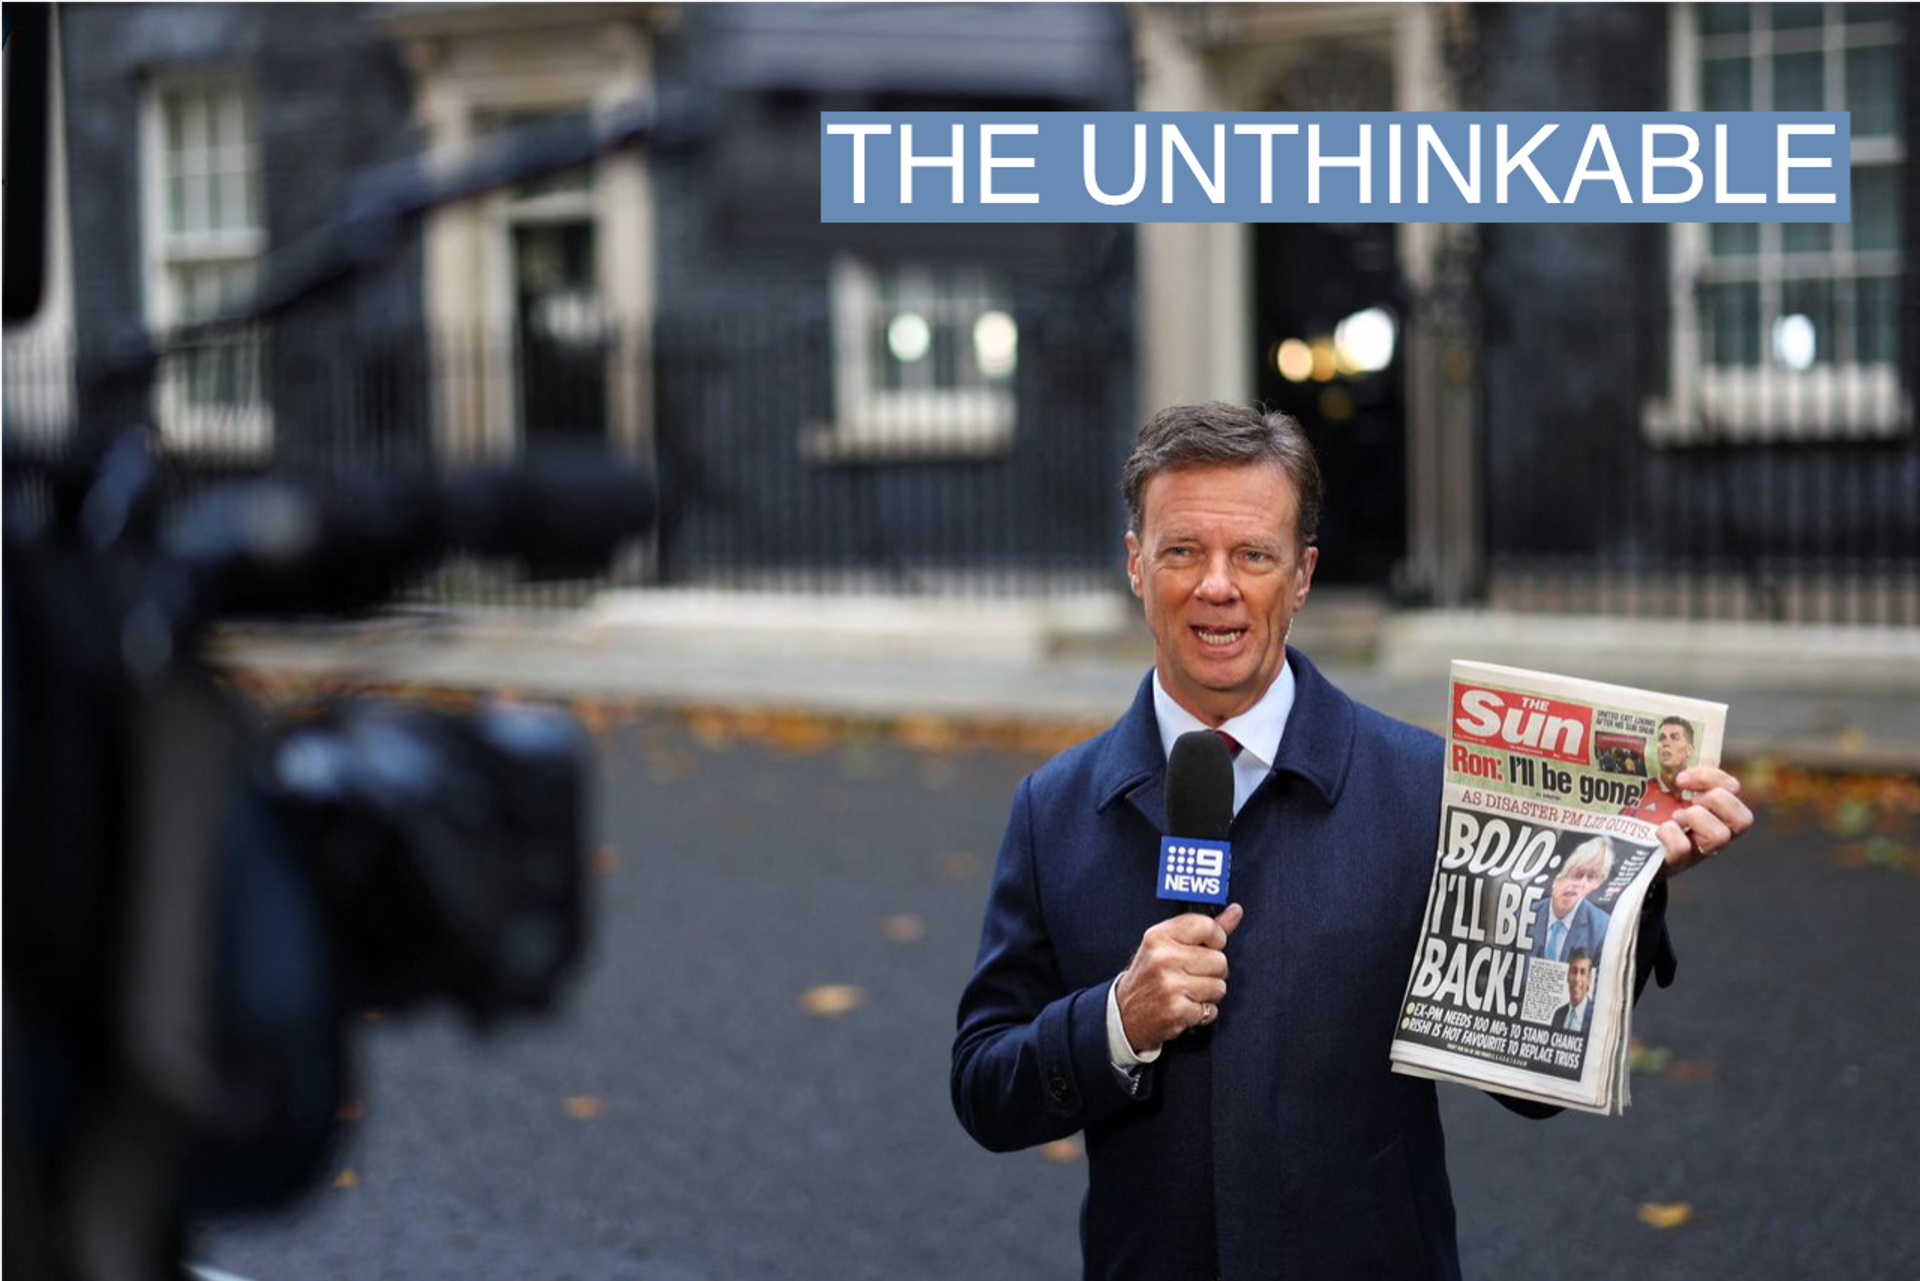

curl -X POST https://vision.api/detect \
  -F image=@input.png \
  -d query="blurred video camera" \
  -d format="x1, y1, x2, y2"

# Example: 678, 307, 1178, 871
4, 423, 656, 1281
3, 10, 659, 1276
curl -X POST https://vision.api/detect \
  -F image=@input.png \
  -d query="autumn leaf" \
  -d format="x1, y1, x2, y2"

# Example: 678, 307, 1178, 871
761, 712, 838, 756
1864, 837, 1916, 872
1040, 1138, 1084, 1164
897, 714, 962, 754
1829, 796, 1875, 839
800, 985, 867, 1016
1628, 1040, 1672, 1076
882, 914, 926, 943
1636, 1202, 1693, 1229
563, 1095, 606, 1120
939, 852, 981, 881
687, 710, 733, 750
1664, 1061, 1720, 1084
571, 699, 613, 743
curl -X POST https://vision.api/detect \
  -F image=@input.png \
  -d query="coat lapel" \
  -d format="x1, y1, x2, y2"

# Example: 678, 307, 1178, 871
1093, 672, 1171, 835
1092, 648, 1358, 836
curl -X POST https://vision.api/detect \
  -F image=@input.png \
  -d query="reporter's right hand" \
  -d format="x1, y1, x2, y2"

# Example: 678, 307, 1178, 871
1114, 902, 1244, 1055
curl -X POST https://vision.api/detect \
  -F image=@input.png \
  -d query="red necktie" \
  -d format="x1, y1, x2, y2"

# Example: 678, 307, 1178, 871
1213, 730, 1243, 759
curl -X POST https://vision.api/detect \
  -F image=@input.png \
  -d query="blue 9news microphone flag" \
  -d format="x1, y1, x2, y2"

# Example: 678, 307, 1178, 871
1160, 731, 1235, 912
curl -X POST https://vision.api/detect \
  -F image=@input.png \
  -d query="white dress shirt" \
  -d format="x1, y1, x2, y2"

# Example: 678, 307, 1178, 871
1106, 662, 1298, 1072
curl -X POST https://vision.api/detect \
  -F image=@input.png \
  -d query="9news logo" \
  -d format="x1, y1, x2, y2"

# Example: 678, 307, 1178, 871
1157, 837, 1230, 906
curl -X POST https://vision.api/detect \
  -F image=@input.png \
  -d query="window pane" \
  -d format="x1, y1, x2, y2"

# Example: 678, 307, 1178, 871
1772, 51, 1824, 112
1710, 222, 1759, 257
932, 312, 960, 388
1852, 275, 1897, 365
1701, 56, 1751, 112
1842, 3, 1895, 23
1776, 278, 1833, 369
216, 91, 243, 149
865, 264, 1013, 396
1707, 281, 1760, 367
214, 170, 246, 233
182, 167, 208, 235
1770, 3, 1824, 32
1846, 45, 1898, 139
1852, 165, 1899, 253
168, 175, 188, 236
1698, 4, 1751, 36
1782, 222, 1831, 254
179, 92, 209, 153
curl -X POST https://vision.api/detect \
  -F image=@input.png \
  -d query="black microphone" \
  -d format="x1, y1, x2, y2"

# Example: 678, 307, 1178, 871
1161, 730, 1235, 917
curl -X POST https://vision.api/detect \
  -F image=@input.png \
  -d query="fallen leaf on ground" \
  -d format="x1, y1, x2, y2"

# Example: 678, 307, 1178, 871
800, 985, 867, 1016
760, 713, 838, 756
1628, 1041, 1672, 1076
1864, 837, 1916, 872
1636, 1202, 1693, 1229
563, 1095, 606, 1120
687, 710, 733, 749
572, 699, 613, 742
939, 852, 981, 880
1040, 1138, 1084, 1164
897, 715, 961, 754
1665, 1061, 1720, 1083
332, 1168, 359, 1190
882, 914, 927, 943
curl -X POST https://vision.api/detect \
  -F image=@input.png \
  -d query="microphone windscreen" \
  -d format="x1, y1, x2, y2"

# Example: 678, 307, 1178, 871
1166, 730, 1234, 842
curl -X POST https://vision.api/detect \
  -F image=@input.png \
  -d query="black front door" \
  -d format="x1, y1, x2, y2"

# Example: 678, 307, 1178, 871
1252, 222, 1407, 588
514, 221, 606, 441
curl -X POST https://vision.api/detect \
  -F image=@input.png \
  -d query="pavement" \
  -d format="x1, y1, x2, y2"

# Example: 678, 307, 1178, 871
212, 588, 1920, 773
190, 589, 1920, 1278
193, 695, 1920, 1280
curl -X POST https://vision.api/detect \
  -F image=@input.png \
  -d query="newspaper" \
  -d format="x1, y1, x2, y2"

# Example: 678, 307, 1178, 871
1388, 661, 1727, 1115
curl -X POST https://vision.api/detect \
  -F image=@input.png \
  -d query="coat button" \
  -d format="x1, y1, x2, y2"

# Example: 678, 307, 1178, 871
1048, 1075, 1070, 1103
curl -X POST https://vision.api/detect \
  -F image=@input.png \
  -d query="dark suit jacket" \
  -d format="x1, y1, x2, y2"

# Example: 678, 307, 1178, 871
1551, 1000, 1594, 1033
1527, 895, 1610, 966
951, 650, 1676, 1280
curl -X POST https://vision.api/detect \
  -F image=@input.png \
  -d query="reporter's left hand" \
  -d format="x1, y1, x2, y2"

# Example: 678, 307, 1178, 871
1656, 766, 1754, 878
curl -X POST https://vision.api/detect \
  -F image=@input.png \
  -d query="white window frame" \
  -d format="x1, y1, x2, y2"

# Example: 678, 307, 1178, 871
1649, 2, 1908, 444
139, 68, 272, 456
806, 256, 1017, 461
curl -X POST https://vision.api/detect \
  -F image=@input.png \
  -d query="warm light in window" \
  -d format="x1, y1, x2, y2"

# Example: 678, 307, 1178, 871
1310, 337, 1337, 383
1275, 338, 1314, 383
887, 311, 932, 363
1771, 313, 1817, 371
973, 310, 1019, 378
1334, 306, 1397, 375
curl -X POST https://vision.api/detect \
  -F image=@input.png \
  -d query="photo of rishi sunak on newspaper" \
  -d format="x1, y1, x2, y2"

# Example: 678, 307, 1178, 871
1389, 662, 1726, 1115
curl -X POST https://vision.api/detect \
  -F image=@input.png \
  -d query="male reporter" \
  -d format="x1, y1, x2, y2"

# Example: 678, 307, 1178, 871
950, 404, 1753, 1279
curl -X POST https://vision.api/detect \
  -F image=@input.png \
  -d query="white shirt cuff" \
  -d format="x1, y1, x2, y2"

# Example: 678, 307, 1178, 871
1106, 976, 1161, 1068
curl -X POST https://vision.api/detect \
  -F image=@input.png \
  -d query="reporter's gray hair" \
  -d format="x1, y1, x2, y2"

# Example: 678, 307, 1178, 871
1121, 402, 1324, 549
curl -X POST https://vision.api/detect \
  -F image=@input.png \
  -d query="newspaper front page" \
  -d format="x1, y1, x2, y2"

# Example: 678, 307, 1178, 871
1388, 662, 1727, 1115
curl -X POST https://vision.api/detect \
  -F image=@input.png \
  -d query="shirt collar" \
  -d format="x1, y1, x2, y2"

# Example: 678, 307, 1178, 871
1151, 659, 1296, 770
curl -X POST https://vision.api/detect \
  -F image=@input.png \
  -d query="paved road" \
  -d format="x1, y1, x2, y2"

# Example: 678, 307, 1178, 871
199, 713, 1919, 1279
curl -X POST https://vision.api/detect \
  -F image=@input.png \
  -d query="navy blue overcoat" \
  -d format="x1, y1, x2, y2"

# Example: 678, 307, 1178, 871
953, 649, 1674, 1279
